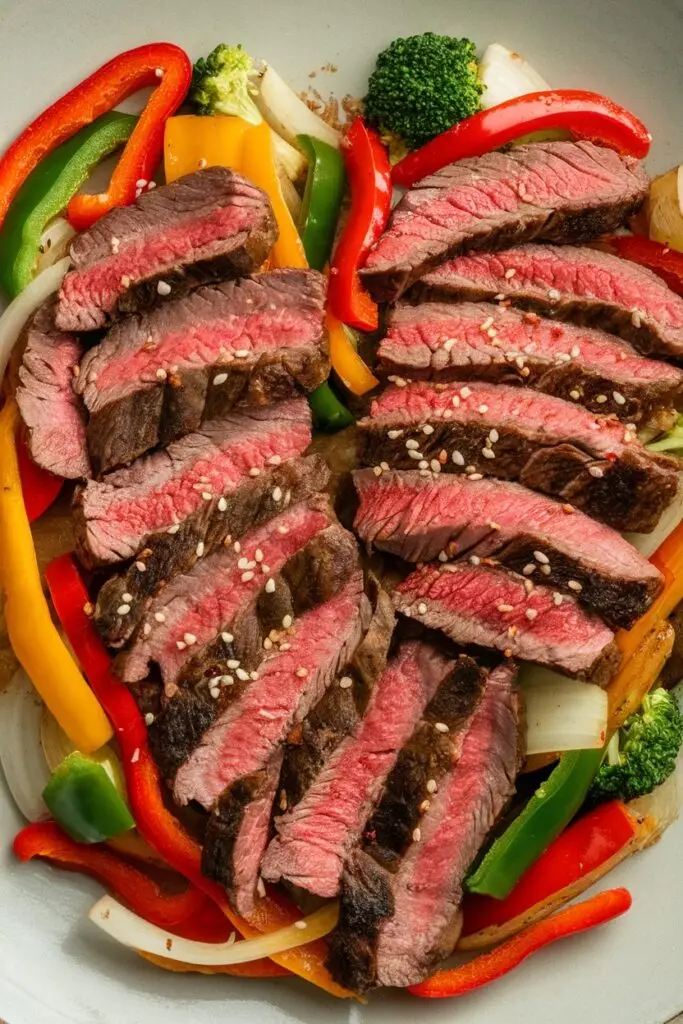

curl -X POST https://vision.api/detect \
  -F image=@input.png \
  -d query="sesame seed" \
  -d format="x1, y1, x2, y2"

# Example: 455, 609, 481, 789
250, 671, 259, 681
427, 779, 438, 795
548, 288, 561, 300
443, 337, 456, 353
568, 579, 583, 592
525, 607, 538, 621
339, 676, 353, 689
488, 429, 499, 443
268, 455, 282, 466
595, 394, 608, 404
235, 349, 249, 358
238, 557, 250, 569
117, 604, 131, 616
478, 404, 489, 414
282, 615, 293, 628
197, 157, 207, 169
412, 828, 422, 842
408, 450, 423, 460
482, 448, 496, 460
430, 459, 442, 473
523, 563, 536, 576
521, 367, 530, 377
279, 642, 292, 651
234, 541, 241, 552
434, 722, 449, 733
265, 578, 276, 593
505, 268, 517, 279
613, 391, 626, 405
263, 637, 273, 650
523, 579, 534, 594
534, 551, 549, 564
227, 660, 240, 669
438, 551, 449, 562
460, 386, 472, 398
217, 497, 228, 512
120, 275, 131, 288
497, 603, 514, 613
469, 473, 484, 481
143, 623, 152, 636
222, 632, 234, 644
452, 450, 465, 466
388, 429, 403, 439
241, 571, 255, 582
294, 920, 308, 930
155, 367, 168, 381
296, 667, 309, 678
480, 317, 494, 332
624, 430, 635, 443
261, 564, 270, 574
183, 633, 197, 646
495, 292, 506, 301
420, 799, 431, 813
176, 641, 187, 651
131, 748, 140, 764
589, 466, 604, 478
372, 466, 382, 477
553, 592, 563, 605
451, 394, 460, 407
236, 668, 250, 681
207, 687, 219, 699
249, 467, 261, 477
416, 459, 428, 470
144, 712, 155, 727
569, 390, 580, 400
405, 439, 420, 450
469, 555, 481, 566
417, 602, 428, 615
422, 424, 435, 435
571, 346, 581, 358
221, 676, 234, 686
202, 491, 213, 501
120, 592, 132, 604
213, 372, 228, 386
380, 461, 390, 472
196, 542, 205, 557
489, 521, 501, 531
540, 564, 552, 575
255, 548, 264, 563
631, 310, 643, 328
157, 280, 172, 296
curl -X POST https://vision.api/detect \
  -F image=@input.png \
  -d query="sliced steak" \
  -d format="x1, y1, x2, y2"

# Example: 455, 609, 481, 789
329, 661, 521, 991
56, 168, 278, 331
15, 301, 91, 479
147, 523, 361, 779
358, 381, 680, 532
117, 497, 348, 686
174, 572, 368, 915
378, 301, 683, 429
353, 469, 662, 629
94, 454, 328, 647
393, 562, 618, 682
416, 245, 683, 360
261, 641, 454, 898
76, 269, 329, 473
360, 141, 648, 301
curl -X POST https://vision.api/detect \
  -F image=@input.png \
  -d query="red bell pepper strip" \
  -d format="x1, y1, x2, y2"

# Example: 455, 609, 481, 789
43, 553, 352, 999
392, 90, 652, 188
0, 43, 192, 235
460, 802, 640, 947
17, 428, 63, 522
607, 235, 683, 297
409, 887, 632, 999
328, 118, 392, 332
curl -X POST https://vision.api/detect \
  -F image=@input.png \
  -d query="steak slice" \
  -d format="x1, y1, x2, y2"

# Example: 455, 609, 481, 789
76, 398, 314, 568
358, 380, 680, 533
56, 167, 278, 331
360, 141, 648, 301
261, 641, 454, 898
329, 662, 521, 991
393, 562, 618, 682
147, 523, 362, 779
76, 269, 329, 473
378, 301, 683, 429
94, 454, 328, 647
416, 245, 683, 360
353, 468, 662, 629
116, 497, 346, 686
15, 301, 91, 479
174, 572, 369, 915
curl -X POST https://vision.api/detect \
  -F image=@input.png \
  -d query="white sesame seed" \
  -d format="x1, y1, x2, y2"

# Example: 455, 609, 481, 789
452, 450, 465, 466
408, 450, 423, 460
215, 496, 227, 513
250, 671, 259, 681
589, 466, 604, 478
136, 179, 148, 189
120, 592, 133, 604
209, 687, 220, 699
117, 604, 131, 616
387, 429, 403, 440
460, 386, 472, 398
495, 292, 506, 301
296, 667, 309, 678
261, 564, 271, 574
522, 563, 536, 576
265, 578, 276, 593
152, 612, 166, 624
200, 491, 212, 501
249, 467, 261, 477
143, 623, 152, 636
156, 368, 168, 381
489, 521, 501, 531
488, 429, 499, 443
227, 660, 240, 669
196, 542, 205, 557
154, 67, 164, 78
540, 564, 552, 575
420, 799, 431, 813
451, 394, 460, 408
238, 557, 250, 570
524, 579, 534, 594
422, 424, 435, 435
294, 920, 308, 930
631, 310, 643, 328
469, 473, 484, 481
435, 722, 449, 733
235, 349, 249, 358
120, 275, 131, 288
623, 430, 635, 443
221, 675, 234, 686
505, 268, 516, 279
427, 779, 438, 794
613, 391, 626, 405
443, 337, 456, 353
553, 592, 564, 606
236, 668, 250, 681
279, 643, 292, 651
339, 676, 353, 689
571, 346, 581, 358
412, 828, 422, 842
497, 603, 514, 612
482, 448, 496, 460
373, 466, 383, 477
438, 551, 449, 562
568, 579, 583, 592
418, 460, 429, 470
241, 571, 255, 582
478, 404, 489, 414
222, 632, 234, 644
595, 394, 608, 404
282, 614, 293, 628
213, 373, 228, 386
157, 280, 172, 296
469, 555, 481, 566
548, 288, 561, 300
254, 548, 264, 563
263, 637, 273, 650
380, 462, 390, 472
268, 455, 282, 466
144, 712, 155, 726
176, 641, 187, 651
430, 459, 442, 473
131, 748, 140, 764
233, 541, 241, 552
405, 439, 420, 450
183, 633, 197, 646
480, 317, 494, 332
534, 551, 549, 564
526, 608, 538, 621
569, 390, 580, 401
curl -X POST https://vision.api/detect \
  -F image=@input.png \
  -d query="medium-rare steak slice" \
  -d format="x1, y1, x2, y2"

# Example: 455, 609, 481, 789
261, 641, 454, 898
329, 662, 521, 991
394, 562, 618, 682
147, 523, 362, 779
360, 141, 648, 301
15, 301, 91, 479
358, 381, 680, 532
353, 469, 662, 629
417, 245, 683, 360
174, 572, 368, 915
94, 455, 328, 647
378, 301, 683, 429
56, 167, 278, 331
76, 398, 314, 567
117, 496, 348, 686
76, 269, 329, 473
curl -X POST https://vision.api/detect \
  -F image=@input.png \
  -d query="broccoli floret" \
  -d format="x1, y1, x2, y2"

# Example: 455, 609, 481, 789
364, 33, 483, 152
190, 44, 262, 124
590, 688, 683, 803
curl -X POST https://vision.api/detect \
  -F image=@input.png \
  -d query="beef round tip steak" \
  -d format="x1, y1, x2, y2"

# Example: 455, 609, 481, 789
416, 244, 683, 360
75, 268, 329, 474
393, 561, 618, 683
56, 167, 278, 331
378, 300, 683, 430
261, 641, 455, 899
328, 661, 522, 991
174, 572, 369, 916
359, 140, 648, 302
353, 468, 662, 630
15, 300, 91, 479
358, 380, 680, 533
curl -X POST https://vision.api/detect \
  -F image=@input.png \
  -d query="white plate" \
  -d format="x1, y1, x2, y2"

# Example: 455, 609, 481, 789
1, 1, 683, 1021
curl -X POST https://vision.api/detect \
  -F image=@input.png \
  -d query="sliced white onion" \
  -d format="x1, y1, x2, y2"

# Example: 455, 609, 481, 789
257, 65, 340, 150
520, 666, 608, 755
278, 170, 302, 220
0, 669, 51, 822
35, 217, 76, 276
89, 896, 339, 965
628, 479, 683, 557
479, 43, 551, 110
270, 128, 307, 183
0, 257, 70, 383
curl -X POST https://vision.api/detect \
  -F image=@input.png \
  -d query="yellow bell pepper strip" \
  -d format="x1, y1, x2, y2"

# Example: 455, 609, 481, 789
0, 400, 112, 753
241, 121, 307, 269
164, 114, 249, 183
327, 311, 379, 396
607, 619, 675, 734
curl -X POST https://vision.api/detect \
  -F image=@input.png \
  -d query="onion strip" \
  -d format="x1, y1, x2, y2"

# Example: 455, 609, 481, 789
0, 257, 69, 384
520, 668, 608, 755
256, 65, 340, 150
89, 896, 339, 966
0, 669, 51, 822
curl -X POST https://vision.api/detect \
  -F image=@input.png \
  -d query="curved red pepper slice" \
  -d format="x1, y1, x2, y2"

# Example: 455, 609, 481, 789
0, 43, 192, 235
392, 90, 652, 188
17, 427, 64, 522
607, 235, 683, 297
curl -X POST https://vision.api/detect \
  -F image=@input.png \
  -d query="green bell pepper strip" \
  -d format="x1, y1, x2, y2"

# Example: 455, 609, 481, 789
297, 134, 346, 271
465, 747, 605, 900
42, 751, 135, 845
0, 112, 137, 298
308, 382, 355, 432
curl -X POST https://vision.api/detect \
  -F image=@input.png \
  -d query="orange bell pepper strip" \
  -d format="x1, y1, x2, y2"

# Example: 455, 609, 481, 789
409, 888, 632, 998
460, 802, 646, 949
0, 401, 112, 753
326, 311, 378, 396
608, 619, 675, 733
164, 115, 250, 183
241, 121, 308, 269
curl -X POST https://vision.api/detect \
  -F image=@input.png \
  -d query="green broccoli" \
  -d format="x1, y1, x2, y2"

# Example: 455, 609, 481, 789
590, 688, 683, 804
364, 33, 483, 152
190, 44, 262, 124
